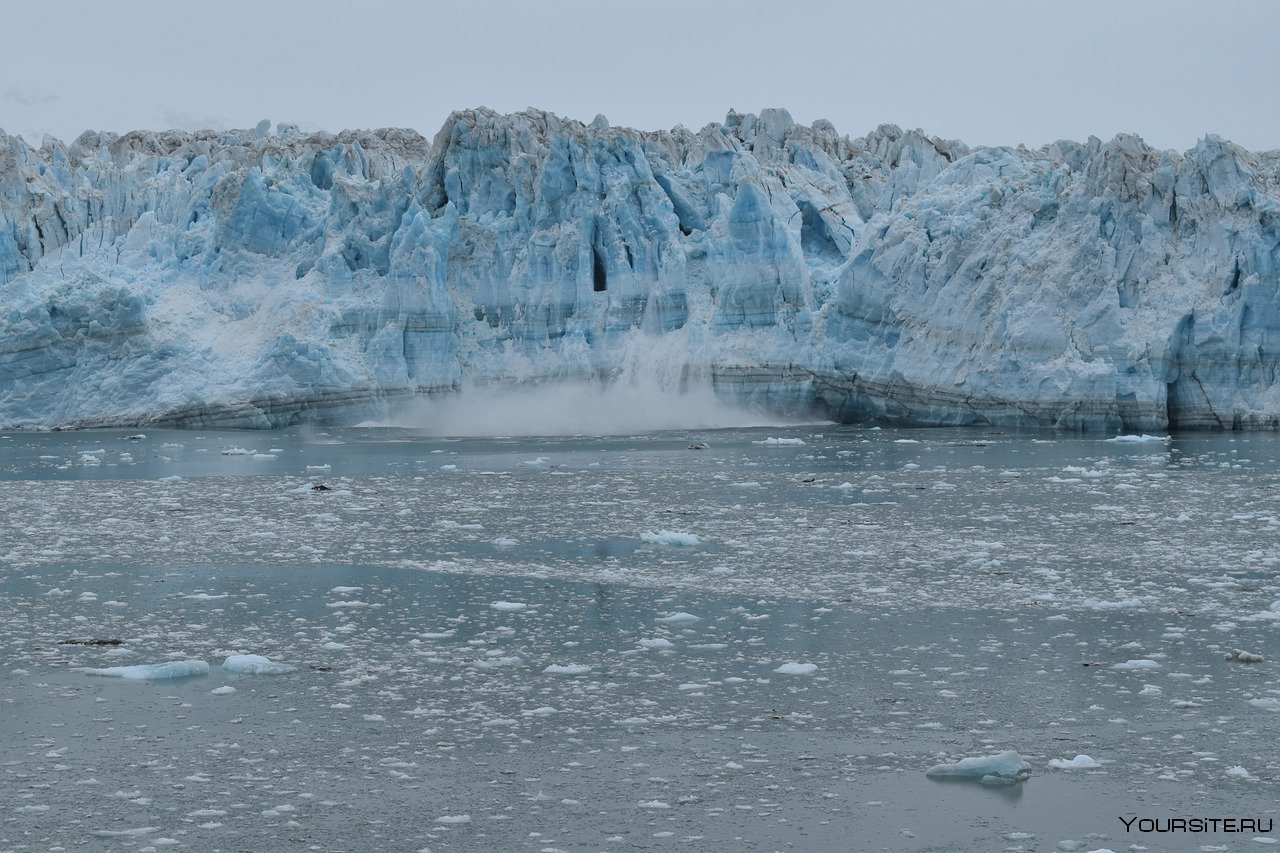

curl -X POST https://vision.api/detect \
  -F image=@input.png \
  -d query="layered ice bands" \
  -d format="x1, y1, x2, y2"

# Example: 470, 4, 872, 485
1, 109, 1278, 430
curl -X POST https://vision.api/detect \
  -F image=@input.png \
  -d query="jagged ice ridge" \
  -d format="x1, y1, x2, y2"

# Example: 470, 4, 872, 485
2, 108, 1278, 430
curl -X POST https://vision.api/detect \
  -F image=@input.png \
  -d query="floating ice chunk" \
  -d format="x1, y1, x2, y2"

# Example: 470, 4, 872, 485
330, 586, 362, 594
1247, 698, 1280, 711
1225, 765, 1256, 779
158, 475, 182, 483
638, 638, 675, 650
252, 453, 277, 460
321, 641, 350, 651
732, 481, 762, 489
435, 815, 471, 824
523, 457, 550, 468
492, 536, 519, 547
210, 685, 236, 696
655, 612, 700, 624
1111, 659, 1161, 671
925, 750, 1031, 784
491, 601, 528, 612
774, 662, 818, 676
543, 664, 592, 675
1048, 754, 1100, 769
82, 660, 209, 680
641, 530, 700, 546
1225, 649, 1264, 663
220, 447, 249, 455
637, 800, 671, 809
1081, 597, 1145, 610
222, 654, 297, 675
752, 437, 805, 445
89, 827, 161, 838
1105, 434, 1171, 443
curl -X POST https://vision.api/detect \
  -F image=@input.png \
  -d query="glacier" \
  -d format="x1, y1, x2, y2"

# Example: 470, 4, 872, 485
1, 108, 1278, 430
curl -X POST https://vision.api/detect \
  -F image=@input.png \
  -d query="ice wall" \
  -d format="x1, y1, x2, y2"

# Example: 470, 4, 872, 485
1, 109, 1277, 429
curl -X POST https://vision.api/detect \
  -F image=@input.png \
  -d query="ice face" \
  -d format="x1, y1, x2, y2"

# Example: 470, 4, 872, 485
1, 112, 1278, 430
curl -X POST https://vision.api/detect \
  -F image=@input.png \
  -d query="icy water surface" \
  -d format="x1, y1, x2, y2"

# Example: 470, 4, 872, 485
1, 425, 1278, 851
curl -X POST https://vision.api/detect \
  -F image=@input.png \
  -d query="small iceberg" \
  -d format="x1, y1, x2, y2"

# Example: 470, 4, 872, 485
774, 662, 818, 676
543, 664, 592, 675
1048, 754, 1100, 770
222, 654, 297, 675
925, 750, 1031, 784
81, 660, 209, 680
655, 611, 700, 624
1111, 658, 1161, 671
490, 601, 528, 612
640, 530, 700, 547
1104, 434, 1171, 443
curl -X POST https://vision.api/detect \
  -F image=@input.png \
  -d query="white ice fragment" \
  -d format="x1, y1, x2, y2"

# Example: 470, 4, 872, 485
543, 664, 592, 675
752, 437, 805, 445
1224, 649, 1264, 663
435, 815, 471, 824
925, 750, 1031, 784
89, 827, 161, 838
1104, 434, 1171, 443
1111, 659, 1161, 671
210, 685, 236, 696
640, 530, 700, 546
1048, 754, 1100, 769
81, 660, 209, 680
222, 654, 297, 675
490, 601, 528, 612
774, 662, 818, 676
655, 612, 700, 624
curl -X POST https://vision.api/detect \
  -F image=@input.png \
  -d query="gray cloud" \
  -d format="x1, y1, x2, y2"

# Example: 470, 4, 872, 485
2, 86, 59, 107
0, 0, 1277, 152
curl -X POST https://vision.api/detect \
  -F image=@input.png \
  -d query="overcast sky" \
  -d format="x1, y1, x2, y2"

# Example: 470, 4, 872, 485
2, 0, 1277, 151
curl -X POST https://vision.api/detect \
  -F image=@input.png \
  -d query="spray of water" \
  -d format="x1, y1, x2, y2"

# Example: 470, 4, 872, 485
362, 327, 825, 437
372, 379, 808, 437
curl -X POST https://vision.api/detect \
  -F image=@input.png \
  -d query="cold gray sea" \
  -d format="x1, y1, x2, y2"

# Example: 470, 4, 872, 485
2, 425, 1278, 852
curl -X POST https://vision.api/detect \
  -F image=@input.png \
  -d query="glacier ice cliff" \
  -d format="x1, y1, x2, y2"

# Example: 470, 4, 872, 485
1, 108, 1279, 430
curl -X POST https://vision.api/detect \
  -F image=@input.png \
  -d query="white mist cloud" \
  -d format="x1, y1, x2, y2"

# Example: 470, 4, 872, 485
364, 380, 820, 437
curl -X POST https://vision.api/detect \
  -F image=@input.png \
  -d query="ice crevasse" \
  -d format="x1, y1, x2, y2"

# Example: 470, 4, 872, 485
1, 108, 1279, 430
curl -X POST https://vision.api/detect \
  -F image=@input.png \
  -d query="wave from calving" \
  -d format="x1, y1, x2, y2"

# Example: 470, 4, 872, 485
1, 108, 1279, 430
